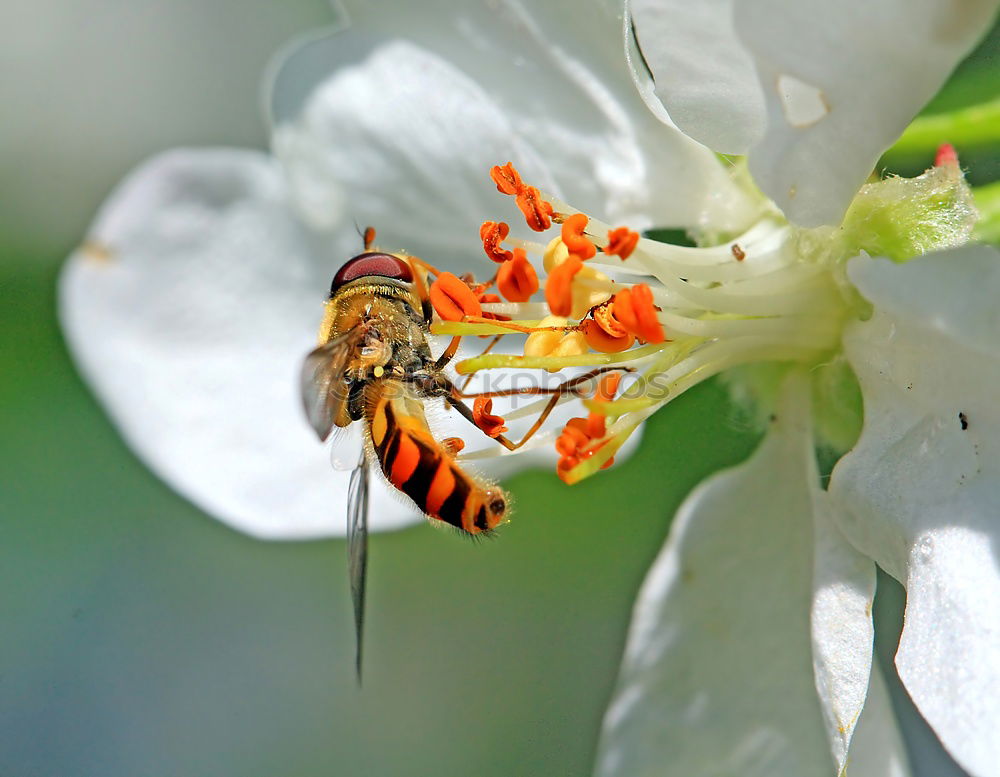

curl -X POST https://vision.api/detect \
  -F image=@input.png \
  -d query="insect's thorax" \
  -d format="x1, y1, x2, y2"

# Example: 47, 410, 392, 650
320, 279, 435, 420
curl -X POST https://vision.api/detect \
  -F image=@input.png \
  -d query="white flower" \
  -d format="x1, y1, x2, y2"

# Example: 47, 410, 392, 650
59, 1, 1000, 775
594, 3, 1000, 777
60, 0, 744, 539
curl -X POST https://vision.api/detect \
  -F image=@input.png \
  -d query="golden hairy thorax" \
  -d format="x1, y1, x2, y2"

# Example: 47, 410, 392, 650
318, 279, 425, 345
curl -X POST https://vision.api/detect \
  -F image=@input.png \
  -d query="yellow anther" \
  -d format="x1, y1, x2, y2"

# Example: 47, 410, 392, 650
523, 314, 588, 370
543, 238, 613, 318
548, 330, 588, 359
524, 315, 571, 357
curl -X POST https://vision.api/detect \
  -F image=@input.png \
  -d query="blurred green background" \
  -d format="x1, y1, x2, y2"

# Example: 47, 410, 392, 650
1, 2, 996, 775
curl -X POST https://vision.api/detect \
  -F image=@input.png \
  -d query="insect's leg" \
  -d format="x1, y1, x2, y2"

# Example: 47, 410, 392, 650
444, 367, 633, 451
407, 256, 436, 325
443, 391, 562, 452
436, 331, 507, 374
433, 336, 463, 370
453, 366, 628, 400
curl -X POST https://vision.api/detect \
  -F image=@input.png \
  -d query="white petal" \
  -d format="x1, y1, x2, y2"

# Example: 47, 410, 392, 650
811, 490, 878, 774
831, 246, 1000, 776
59, 149, 420, 539
845, 662, 912, 777
630, 0, 765, 154
733, 0, 1000, 226
270, 4, 757, 269
597, 374, 871, 776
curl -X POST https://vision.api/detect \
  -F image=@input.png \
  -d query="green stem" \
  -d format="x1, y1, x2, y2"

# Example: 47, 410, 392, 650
886, 96, 1000, 159
974, 181, 1000, 244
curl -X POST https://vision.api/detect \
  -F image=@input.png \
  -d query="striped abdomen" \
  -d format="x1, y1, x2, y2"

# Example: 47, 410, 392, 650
366, 381, 507, 535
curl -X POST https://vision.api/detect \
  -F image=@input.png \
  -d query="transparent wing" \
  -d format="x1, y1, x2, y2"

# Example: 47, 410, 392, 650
300, 330, 362, 441
347, 447, 370, 682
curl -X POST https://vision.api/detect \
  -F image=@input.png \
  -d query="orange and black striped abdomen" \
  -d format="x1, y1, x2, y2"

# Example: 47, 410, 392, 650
367, 383, 506, 535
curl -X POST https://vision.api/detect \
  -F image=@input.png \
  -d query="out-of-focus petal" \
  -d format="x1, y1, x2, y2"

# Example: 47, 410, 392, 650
629, 0, 765, 154
811, 489, 878, 774
59, 149, 420, 539
269, 2, 758, 273
733, 0, 999, 226
597, 374, 877, 776
831, 247, 1000, 776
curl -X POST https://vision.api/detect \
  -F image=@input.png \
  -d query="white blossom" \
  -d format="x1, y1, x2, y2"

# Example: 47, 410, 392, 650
59, 1, 1000, 775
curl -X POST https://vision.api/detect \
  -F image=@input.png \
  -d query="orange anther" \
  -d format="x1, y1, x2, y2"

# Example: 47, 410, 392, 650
593, 300, 629, 338
441, 436, 466, 456
561, 214, 596, 260
586, 372, 623, 438
612, 284, 666, 344
556, 456, 579, 482
605, 227, 640, 260
585, 415, 606, 441
516, 186, 554, 232
490, 162, 524, 195
545, 254, 583, 317
497, 248, 539, 302
611, 288, 637, 334
480, 220, 513, 263
556, 418, 589, 457
473, 396, 508, 438
430, 272, 483, 322
630, 283, 666, 344
581, 319, 635, 353
555, 414, 616, 483
596, 372, 622, 403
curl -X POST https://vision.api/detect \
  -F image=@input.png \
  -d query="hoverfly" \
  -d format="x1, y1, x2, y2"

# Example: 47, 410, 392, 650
301, 229, 622, 678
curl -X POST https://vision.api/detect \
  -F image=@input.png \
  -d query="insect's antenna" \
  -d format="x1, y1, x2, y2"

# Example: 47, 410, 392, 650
352, 221, 376, 251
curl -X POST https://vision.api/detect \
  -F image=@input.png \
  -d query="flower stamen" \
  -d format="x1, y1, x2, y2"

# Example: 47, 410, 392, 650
555, 373, 623, 482
612, 285, 667, 344
545, 254, 584, 316
497, 248, 539, 302
604, 226, 640, 260
473, 396, 508, 438
516, 186, 555, 232
430, 272, 483, 321
561, 213, 597, 259
480, 220, 514, 263
490, 162, 523, 195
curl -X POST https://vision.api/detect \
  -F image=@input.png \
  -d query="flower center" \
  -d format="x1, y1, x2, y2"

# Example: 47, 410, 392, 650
432, 155, 977, 484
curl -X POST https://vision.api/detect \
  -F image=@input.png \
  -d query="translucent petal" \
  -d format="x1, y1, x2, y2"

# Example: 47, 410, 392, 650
811, 490, 878, 774
596, 374, 904, 776
59, 149, 420, 539
629, 0, 765, 154
846, 662, 912, 777
831, 247, 1000, 776
733, 0, 1000, 226
268, 2, 758, 270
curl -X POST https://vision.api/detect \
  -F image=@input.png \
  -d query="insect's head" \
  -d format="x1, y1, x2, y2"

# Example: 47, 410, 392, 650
329, 252, 413, 296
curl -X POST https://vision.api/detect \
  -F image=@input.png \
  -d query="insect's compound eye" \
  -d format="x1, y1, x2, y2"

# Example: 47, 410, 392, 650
330, 252, 413, 295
